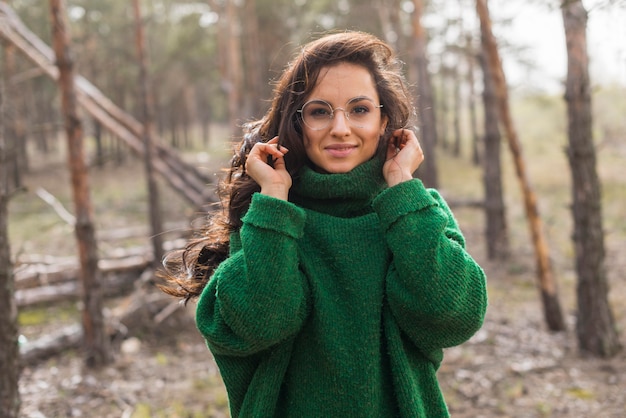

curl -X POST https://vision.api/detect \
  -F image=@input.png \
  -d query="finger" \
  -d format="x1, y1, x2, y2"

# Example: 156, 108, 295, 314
389, 129, 405, 149
394, 128, 415, 147
247, 142, 289, 172
250, 141, 287, 158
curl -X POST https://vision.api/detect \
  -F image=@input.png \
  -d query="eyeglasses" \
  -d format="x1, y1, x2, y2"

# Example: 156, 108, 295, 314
297, 97, 383, 131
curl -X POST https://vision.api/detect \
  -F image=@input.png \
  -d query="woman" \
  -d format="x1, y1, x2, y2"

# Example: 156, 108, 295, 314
160, 31, 487, 417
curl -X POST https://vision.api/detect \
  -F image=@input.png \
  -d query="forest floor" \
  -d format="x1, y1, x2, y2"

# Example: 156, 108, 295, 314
16, 254, 626, 418
12, 139, 626, 418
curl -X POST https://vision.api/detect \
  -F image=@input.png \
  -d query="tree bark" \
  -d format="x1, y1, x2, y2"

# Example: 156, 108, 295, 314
410, 0, 439, 188
226, 0, 243, 138
452, 56, 462, 157
561, 0, 621, 357
0, 61, 21, 418
478, 49, 508, 261
4, 41, 29, 189
241, 0, 263, 119
465, 35, 481, 166
48, 0, 110, 368
476, 0, 566, 331
377, 0, 402, 51
132, 0, 164, 266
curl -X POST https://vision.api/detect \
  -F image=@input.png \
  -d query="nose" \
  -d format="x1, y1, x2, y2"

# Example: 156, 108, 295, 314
330, 108, 350, 135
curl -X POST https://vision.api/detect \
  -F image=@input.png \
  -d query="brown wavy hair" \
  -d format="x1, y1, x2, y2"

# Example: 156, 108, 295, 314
158, 31, 414, 302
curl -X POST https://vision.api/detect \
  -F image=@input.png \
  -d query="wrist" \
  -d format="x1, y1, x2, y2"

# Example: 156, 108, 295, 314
261, 185, 290, 201
386, 171, 413, 187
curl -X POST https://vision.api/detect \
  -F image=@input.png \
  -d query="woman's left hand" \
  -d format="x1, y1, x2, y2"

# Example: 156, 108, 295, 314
383, 128, 424, 187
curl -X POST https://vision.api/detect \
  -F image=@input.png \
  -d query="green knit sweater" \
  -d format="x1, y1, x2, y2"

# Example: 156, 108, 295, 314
196, 157, 487, 417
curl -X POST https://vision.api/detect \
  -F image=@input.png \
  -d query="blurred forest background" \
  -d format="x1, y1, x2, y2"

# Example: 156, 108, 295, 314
1, 0, 625, 417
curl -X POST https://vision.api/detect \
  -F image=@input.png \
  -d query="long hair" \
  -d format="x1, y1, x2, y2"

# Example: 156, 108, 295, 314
158, 31, 414, 302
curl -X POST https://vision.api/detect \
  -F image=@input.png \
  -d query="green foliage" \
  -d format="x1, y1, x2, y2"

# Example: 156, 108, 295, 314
154, 351, 169, 366
566, 387, 595, 400
19, 303, 78, 327
130, 403, 152, 418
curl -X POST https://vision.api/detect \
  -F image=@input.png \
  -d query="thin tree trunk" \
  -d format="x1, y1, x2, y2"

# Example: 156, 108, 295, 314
466, 35, 481, 166
242, 0, 263, 119
132, 0, 164, 266
198, 82, 211, 146
377, 0, 401, 51
93, 118, 104, 167
452, 58, 462, 157
561, 0, 621, 357
438, 67, 449, 151
48, 0, 110, 368
410, 0, 439, 188
3, 42, 26, 189
225, 0, 243, 138
0, 66, 21, 418
478, 50, 508, 261
477, 0, 565, 331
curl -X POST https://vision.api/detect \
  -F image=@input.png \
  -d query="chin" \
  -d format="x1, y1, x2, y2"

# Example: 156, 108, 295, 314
318, 162, 358, 174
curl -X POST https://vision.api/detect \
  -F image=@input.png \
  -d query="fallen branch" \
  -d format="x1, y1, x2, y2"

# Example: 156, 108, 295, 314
19, 274, 190, 364
14, 238, 187, 291
16, 266, 144, 307
446, 199, 485, 209
35, 187, 76, 225
15, 254, 150, 290
20, 323, 82, 365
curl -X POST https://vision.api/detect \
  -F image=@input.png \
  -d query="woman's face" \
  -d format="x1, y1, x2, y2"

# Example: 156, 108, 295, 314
300, 62, 388, 173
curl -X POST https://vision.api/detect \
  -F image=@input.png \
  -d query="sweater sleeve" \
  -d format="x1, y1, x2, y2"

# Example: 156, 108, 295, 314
372, 179, 487, 353
195, 193, 310, 356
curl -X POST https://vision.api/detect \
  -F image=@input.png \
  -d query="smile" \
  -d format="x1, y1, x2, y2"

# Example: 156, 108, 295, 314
325, 144, 357, 157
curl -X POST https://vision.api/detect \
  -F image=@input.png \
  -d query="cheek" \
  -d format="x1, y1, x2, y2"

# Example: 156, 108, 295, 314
366, 127, 383, 147
302, 132, 321, 160
302, 132, 313, 150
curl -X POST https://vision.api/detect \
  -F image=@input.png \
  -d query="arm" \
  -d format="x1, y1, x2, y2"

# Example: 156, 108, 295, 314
373, 180, 487, 352
196, 193, 309, 356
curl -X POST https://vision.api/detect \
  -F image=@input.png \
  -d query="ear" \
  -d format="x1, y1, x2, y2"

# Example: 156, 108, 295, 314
379, 115, 389, 136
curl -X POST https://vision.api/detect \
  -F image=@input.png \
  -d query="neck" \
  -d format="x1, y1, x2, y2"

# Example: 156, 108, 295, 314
290, 157, 387, 217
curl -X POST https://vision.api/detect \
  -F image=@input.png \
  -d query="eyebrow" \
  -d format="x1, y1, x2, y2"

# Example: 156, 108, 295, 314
308, 95, 377, 105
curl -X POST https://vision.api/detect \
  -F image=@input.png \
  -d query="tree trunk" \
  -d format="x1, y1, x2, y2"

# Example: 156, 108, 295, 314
452, 57, 462, 157
132, 0, 164, 266
561, 0, 621, 357
3, 42, 26, 189
226, 0, 243, 138
478, 50, 508, 261
476, 0, 566, 331
93, 118, 104, 167
377, 0, 402, 51
241, 0, 263, 119
48, 0, 110, 368
465, 34, 481, 166
0, 64, 21, 418
410, 0, 439, 188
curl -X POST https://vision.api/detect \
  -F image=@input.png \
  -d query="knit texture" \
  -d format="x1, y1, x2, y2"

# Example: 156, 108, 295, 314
196, 157, 488, 417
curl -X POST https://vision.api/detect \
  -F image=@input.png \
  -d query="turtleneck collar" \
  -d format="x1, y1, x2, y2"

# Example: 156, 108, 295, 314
289, 157, 388, 217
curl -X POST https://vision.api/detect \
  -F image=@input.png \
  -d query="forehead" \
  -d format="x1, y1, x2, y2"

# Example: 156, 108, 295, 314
308, 62, 379, 103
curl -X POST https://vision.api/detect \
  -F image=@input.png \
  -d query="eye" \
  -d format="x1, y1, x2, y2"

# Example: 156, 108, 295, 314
350, 105, 370, 115
310, 107, 331, 117
304, 101, 332, 119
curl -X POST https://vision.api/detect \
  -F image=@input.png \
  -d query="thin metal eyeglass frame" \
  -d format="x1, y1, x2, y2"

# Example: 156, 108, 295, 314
297, 99, 383, 131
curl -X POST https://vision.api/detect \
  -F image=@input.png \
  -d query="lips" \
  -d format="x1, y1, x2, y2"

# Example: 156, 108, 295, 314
325, 144, 357, 158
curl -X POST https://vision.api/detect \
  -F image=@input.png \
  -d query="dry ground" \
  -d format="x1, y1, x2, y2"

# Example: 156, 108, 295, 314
17, 251, 626, 418
12, 137, 626, 417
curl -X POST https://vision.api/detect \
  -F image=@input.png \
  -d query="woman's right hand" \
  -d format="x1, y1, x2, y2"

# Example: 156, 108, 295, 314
245, 136, 292, 200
